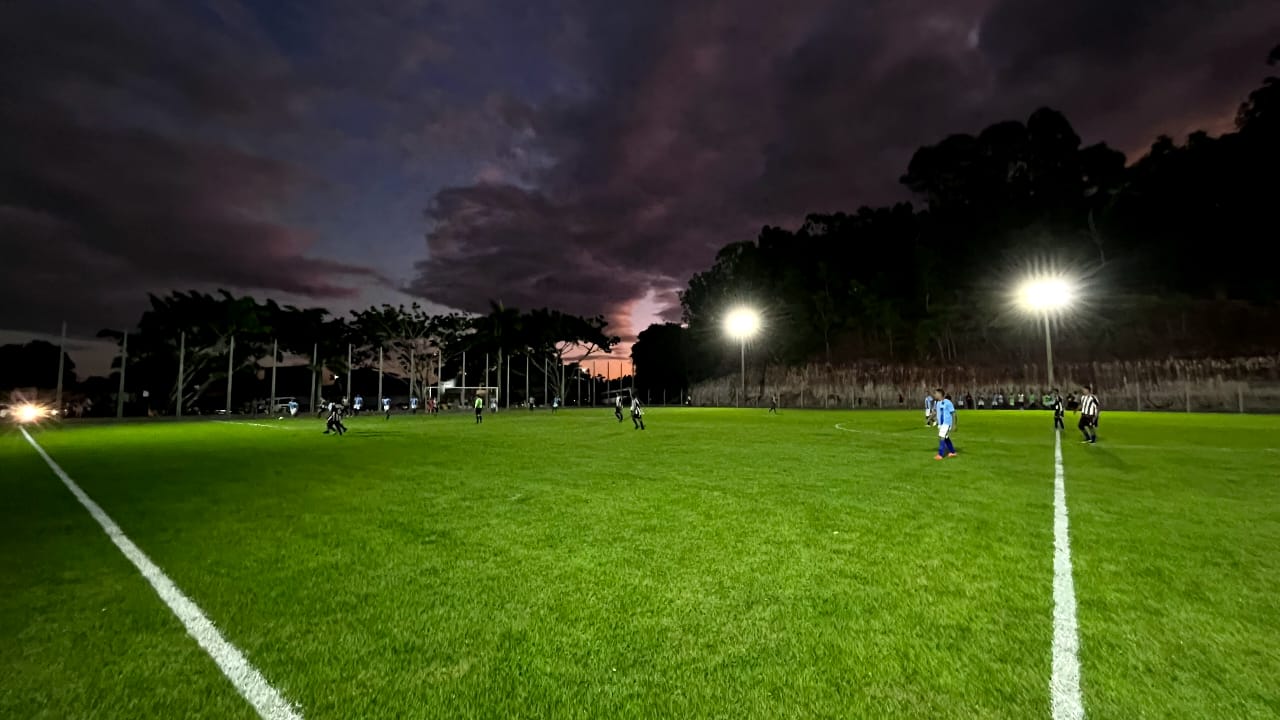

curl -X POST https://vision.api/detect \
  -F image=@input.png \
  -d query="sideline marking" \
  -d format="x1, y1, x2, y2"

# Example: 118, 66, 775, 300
835, 421, 1087, 717
19, 427, 303, 720
216, 420, 293, 430
1051, 430, 1085, 719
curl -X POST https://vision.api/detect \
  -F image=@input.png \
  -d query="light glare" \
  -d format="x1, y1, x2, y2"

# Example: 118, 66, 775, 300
16, 404, 43, 423
724, 307, 761, 339
1018, 277, 1074, 313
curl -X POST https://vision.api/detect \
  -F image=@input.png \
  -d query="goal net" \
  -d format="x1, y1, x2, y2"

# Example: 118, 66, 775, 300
434, 386, 500, 411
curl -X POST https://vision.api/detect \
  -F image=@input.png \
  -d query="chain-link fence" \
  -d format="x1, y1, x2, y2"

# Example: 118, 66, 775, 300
1, 326, 636, 419
690, 356, 1280, 413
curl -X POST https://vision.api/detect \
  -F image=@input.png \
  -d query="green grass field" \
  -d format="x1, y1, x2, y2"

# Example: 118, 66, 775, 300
2, 408, 1278, 719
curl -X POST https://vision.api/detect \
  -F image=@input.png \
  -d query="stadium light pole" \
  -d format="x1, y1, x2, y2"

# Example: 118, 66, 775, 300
724, 307, 761, 408
1017, 276, 1074, 388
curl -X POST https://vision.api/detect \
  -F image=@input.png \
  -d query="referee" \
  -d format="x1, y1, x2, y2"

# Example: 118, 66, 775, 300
1078, 385, 1100, 444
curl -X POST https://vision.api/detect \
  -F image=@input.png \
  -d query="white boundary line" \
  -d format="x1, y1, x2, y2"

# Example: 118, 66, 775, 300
216, 420, 293, 430
835, 421, 1088, 717
19, 427, 303, 720
1051, 430, 1085, 719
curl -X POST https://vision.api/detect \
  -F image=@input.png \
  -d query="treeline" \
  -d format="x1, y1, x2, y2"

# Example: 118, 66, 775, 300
79, 291, 619, 414
632, 45, 1280, 399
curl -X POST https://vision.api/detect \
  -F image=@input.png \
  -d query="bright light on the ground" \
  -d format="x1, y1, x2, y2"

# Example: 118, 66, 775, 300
15, 404, 44, 423
1018, 276, 1074, 313
724, 307, 761, 339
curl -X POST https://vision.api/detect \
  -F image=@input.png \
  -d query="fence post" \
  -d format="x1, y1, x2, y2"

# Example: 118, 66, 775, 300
55, 321, 66, 412
116, 331, 128, 418
461, 351, 467, 405
176, 331, 185, 418
269, 338, 278, 416
313, 343, 321, 412
225, 335, 235, 414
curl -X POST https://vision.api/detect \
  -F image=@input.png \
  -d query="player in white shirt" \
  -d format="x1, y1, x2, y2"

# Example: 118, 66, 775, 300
630, 396, 645, 430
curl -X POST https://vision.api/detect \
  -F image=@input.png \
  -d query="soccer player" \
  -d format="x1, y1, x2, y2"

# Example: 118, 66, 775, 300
287, 399, 298, 417
924, 393, 936, 426
1079, 385, 1100, 443
410, 396, 419, 414
552, 396, 560, 413
324, 405, 347, 435
631, 396, 645, 430
474, 395, 485, 424
353, 394, 363, 415
382, 396, 391, 420
769, 393, 778, 414
614, 395, 624, 422
932, 388, 957, 460
1052, 389, 1065, 430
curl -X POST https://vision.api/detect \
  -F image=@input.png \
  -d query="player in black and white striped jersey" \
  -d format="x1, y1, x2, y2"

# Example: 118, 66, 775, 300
1078, 386, 1100, 444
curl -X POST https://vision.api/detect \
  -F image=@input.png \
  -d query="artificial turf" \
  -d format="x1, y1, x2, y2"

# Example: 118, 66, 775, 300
1, 408, 1277, 719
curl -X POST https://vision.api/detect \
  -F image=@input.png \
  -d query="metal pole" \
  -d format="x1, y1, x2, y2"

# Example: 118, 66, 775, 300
377, 346, 383, 406
461, 350, 467, 405
269, 338, 278, 415
225, 335, 235, 414
577, 366, 582, 407
55, 321, 66, 412
739, 339, 746, 408
116, 332, 128, 418
525, 354, 530, 404
543, 354, 548, 403
485, 353, 490, 395
506, 357, 511, 408
410, 347, 416, 402
176, 331, 185, 417
347, 343, 353, 402
437, 351, 443, 402
310, 343, 318, 412
1044, 314, 1055, 389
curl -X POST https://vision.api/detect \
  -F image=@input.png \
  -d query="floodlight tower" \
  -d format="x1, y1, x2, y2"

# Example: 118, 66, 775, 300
724, 307, 761, 407
1017, 276, 1074, 388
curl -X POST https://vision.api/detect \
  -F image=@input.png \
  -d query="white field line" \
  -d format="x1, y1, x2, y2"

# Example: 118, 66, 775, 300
832, 423, 1278, 454
834, 421, 1088, 717
1051, 430, 1085, 720
19, 428, 303, 720
216, 420, 294, 430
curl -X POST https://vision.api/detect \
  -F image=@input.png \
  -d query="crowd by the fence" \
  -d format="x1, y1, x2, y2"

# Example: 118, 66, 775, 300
687, 356, 1280, 413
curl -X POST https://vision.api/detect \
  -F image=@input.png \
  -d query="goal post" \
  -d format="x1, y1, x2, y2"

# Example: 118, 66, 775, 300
436, 386, 499, 410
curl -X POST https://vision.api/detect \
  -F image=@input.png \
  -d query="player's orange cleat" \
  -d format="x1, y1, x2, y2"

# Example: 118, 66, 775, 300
947, 452, 958, 458
934, 454, 945, 460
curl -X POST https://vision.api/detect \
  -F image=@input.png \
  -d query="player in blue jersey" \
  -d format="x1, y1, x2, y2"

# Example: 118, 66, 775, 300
932, 388, 957, 460
924, 393, 936, 426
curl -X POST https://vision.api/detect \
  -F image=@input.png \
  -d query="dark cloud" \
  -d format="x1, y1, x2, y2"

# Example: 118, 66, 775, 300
408, 0, 1280, 338
2, 0, 1276, 342
0, 0, 384, 334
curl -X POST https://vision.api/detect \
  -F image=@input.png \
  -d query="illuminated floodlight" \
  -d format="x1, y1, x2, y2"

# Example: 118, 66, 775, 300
15, 404, 45, 424
724, 307, 762, 340
1017, 276, 1074, 314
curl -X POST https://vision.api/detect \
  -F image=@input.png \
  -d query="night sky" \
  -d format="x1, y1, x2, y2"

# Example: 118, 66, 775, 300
3, 0, 1278, 347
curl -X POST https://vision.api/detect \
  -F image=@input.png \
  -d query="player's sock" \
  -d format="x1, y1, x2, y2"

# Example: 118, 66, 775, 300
945, 439, 956, 454
938, 439, 948, 457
